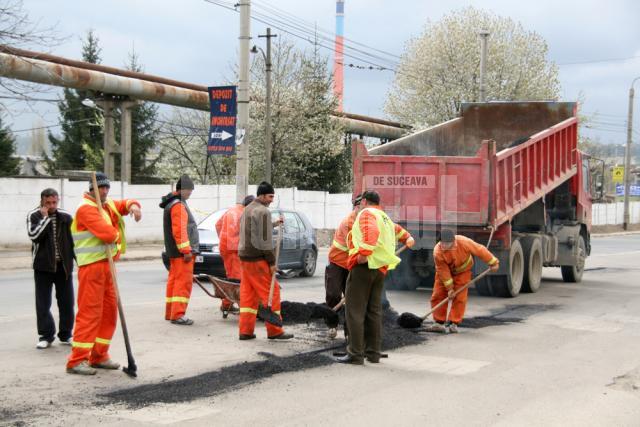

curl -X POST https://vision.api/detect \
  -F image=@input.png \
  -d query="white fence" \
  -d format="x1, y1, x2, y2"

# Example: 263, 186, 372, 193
592, 201, 640, 226
0, 178, 352, 247
1, 177, 638, 247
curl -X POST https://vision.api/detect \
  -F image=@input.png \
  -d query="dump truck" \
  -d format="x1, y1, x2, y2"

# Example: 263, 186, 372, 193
352, 102, 596, 297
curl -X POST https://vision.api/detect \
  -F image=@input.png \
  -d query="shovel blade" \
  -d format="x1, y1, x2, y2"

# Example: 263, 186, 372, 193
258, 305, 283, 327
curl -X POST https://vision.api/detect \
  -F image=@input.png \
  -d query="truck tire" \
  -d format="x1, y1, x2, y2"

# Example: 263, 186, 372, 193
522, 236, 543, 293
491, 239, 524, 297
385, 255, 414, 290
561, 235, 586, 283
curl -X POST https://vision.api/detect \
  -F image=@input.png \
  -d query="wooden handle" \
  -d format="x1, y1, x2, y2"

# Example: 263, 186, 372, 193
421, 268, 492, 321
267, 223, 283, 307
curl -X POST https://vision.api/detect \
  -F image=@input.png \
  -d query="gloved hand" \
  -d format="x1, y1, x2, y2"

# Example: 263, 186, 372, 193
490, 262, 500, 272
447, 287, 454, 299
406, 237, 415, 248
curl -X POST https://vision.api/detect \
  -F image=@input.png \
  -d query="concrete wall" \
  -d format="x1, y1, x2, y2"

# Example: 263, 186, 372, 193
1, 178, 352, 247
2, 177, 637, 247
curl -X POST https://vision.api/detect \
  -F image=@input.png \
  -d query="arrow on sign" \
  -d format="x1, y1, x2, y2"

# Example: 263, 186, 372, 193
210, 130, 233, 141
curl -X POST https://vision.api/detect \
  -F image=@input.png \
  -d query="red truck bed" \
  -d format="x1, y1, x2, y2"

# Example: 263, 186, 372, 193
353, 102, 578, 228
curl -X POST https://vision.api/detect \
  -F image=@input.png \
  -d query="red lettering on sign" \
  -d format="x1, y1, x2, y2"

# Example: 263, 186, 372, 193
211, 117, 236, 126
220, 104, 227, 113
211, 89, 234, 100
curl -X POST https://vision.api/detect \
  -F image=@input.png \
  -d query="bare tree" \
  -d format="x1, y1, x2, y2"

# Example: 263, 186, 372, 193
0, 0, 65, 115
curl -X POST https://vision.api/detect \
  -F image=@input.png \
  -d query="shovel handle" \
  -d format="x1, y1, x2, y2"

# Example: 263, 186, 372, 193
267, 223, 283, 308
421, 268, 492, 321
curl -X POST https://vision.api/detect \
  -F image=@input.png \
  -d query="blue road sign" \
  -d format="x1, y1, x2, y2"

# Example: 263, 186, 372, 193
616, 184, 640, 196
207, 86, 237, 156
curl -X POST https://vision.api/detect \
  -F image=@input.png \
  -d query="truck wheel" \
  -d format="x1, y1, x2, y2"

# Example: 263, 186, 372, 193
561, 235, 586, 283
491, 239, 524, 297
522, 237, 543, 293
385, 250, 420, 291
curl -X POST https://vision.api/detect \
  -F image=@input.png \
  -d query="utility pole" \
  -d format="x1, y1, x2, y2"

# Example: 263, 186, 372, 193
97, 98, 116, 179
479, 30, 490, 103
623, 77, 639, 230
119, 100, 136, 183
236, 0, 251, 202
258, 27, 277, 183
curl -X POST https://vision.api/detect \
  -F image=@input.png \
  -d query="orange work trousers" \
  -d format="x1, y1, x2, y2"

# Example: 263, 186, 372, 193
165, 257, 194, 320
220, 249, 241, 310
67, 260, 117, 368
239, 260, 283, 337
430, 270, 472, 325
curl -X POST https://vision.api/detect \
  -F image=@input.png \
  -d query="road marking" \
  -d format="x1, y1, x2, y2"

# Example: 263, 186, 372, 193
379, 353, 491, 376
103, 403, 221, 424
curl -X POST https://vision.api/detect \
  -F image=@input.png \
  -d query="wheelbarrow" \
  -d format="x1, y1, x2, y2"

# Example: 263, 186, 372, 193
193, 274, 240, 318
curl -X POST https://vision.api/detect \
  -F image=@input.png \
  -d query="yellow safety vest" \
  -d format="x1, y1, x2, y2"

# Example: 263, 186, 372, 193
71, 198, 126, 267
349, 207, 401, 271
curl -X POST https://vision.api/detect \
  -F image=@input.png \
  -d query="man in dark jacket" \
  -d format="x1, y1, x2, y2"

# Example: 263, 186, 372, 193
160, 175, 199, 325
237, 181, 293, 341
26, 188, 75, 349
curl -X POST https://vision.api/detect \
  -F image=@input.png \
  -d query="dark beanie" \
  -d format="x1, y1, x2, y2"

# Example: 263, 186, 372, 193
176, 174, 195, 190
242, 195, 255, 206
256, 181, 275, 196
440, 228, 455, 243
89, 172, 110, 191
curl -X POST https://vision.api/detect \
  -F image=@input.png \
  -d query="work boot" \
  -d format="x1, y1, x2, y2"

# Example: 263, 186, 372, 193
268, 332, 294, 340
239, 334, 256, 340
66, 361, 97, 376
171, 316, 194, 325
327, 328, 338, 339
36, 340, 51, 349
425, 322, 447, 333
448, 323, 459, 334
335, 354, 364, 365
90, 359, 121, 370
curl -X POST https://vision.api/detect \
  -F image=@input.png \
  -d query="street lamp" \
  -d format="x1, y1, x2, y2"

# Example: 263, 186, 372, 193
623, 77, 640, 230
251, 27, 276, 183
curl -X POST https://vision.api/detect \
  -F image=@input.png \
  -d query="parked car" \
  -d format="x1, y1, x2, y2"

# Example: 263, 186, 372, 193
161, 207, 318, 278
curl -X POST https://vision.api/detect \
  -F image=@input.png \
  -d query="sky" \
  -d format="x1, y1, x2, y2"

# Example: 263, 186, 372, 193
5, 0, 640, 149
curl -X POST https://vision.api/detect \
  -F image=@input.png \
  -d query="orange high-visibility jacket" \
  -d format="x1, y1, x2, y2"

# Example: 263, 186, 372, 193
74, 193, 140, 261
171, 202, 194, 254
216, 204, 244, 254
433, 235, 498, 288
346, 205, 411, 273
328, 210, 357, 269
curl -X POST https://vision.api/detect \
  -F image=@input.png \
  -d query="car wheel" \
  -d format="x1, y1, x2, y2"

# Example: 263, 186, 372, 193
300, 249, 317, 277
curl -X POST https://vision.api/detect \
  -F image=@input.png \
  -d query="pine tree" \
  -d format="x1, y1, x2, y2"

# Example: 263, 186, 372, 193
0, 115, 20, 176
122, 50, 162, 183
47, 30, 104, 172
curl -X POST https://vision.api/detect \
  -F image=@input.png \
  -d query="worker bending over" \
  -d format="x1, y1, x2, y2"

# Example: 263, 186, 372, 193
215, 195, 255, 313
427, 229, 499, 333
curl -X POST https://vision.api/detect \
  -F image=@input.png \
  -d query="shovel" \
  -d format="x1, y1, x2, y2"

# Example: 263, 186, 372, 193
258, 222, 284, 327
397, 268, 492, 329
90, 172, 137, 378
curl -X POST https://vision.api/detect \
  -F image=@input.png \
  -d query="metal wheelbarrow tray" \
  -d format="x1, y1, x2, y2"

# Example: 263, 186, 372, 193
193, 274, 240, 318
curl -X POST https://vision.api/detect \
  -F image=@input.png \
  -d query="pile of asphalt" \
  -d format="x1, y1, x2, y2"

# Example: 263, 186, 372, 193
280, 301, 339, 326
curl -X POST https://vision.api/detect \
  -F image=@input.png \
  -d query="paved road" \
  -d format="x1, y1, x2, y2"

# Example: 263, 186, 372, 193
2, 236, 640, 425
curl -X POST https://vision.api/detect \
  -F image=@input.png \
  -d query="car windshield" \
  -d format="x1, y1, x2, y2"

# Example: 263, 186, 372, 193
197, 208, 228, 238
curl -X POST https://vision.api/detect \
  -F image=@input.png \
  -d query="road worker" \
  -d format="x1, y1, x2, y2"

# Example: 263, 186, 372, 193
336, 190, 414, 365
161, 175, 199, 326
237, 181, 293, 340
324, 193, 362, 338
66, 173, 142, 375
427, 228, 500, 333
215, 195, 255, 313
